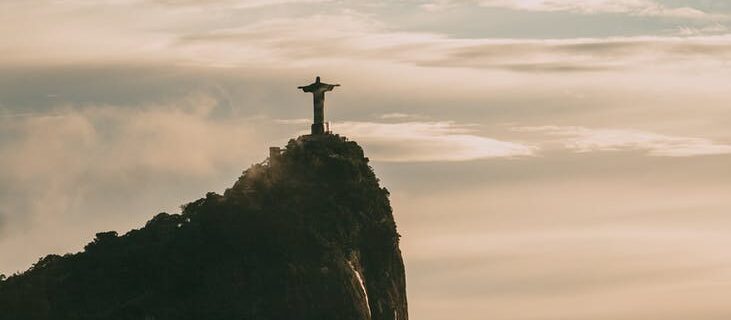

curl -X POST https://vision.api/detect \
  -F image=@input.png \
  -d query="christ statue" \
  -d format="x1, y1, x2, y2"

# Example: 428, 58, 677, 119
298, 76, 340, 135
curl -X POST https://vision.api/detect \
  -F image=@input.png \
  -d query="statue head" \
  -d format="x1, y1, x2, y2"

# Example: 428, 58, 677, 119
316, 76, 321, 83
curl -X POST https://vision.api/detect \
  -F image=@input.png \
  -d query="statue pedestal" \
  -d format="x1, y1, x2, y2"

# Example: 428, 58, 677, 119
311, 123, 325, 135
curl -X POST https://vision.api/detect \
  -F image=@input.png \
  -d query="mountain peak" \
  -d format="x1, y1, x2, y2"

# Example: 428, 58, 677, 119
0, 135, 408, 320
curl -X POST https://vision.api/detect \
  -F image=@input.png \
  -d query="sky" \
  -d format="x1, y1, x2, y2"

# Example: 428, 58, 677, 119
1, 0, 731, 319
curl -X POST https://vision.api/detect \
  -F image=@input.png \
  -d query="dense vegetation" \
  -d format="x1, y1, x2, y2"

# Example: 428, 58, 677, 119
0, 134, 407, 320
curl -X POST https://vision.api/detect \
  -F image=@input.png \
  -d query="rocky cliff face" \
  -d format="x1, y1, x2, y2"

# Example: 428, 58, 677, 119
0, 134, 408, 320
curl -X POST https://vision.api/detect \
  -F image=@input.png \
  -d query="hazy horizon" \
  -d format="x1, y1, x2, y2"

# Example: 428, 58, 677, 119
2, 1, 731, 319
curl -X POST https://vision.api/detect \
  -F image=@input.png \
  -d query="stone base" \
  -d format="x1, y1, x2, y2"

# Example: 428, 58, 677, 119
311, 123, 325, 135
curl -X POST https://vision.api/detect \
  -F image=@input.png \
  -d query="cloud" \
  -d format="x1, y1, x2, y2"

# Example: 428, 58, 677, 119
378, 113, 430, 121
0, 96, 270, 273
515, 126, 731, 157
675, 23, 729, 36
150, 0, 333, 9
424, 0, 716, 19
396, 163, 731, 320
0, 96, 260, 179
380, 113, 414, 119
333, 121, 535, 162
274, 118, 311, 125
173, 14, 731, 72
3, 1, 731, 73
421, 35, 731, 72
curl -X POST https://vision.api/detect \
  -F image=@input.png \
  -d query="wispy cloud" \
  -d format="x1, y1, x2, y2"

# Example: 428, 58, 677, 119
151, 0, 333, 9
3, 1, 731, 73
0, 95, 272, 273
674, 23, 729, 36
174, 14, 731, 72
420, 35, 731, 72
381, 112, 413, 119
0, 95, 264, 225
274, 118, 311, 125
334, 121, 535, 162
423, 0, 717, 19
516, 126, 731, 157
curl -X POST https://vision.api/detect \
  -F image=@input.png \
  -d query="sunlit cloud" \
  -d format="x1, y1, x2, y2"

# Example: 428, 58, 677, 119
516, 126, 731, 157
334, 121, 535, 162
0, 97, 267, 195
423, 0, 718, 19
674, 23, 729, 36
3, 1, 731, 73
274, 118, 311, 125
0, 95, 275, 273
173, 15, 731, 72
0, 95, 262, 224
380, 113, 415, 119
151, 0, 334, 9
